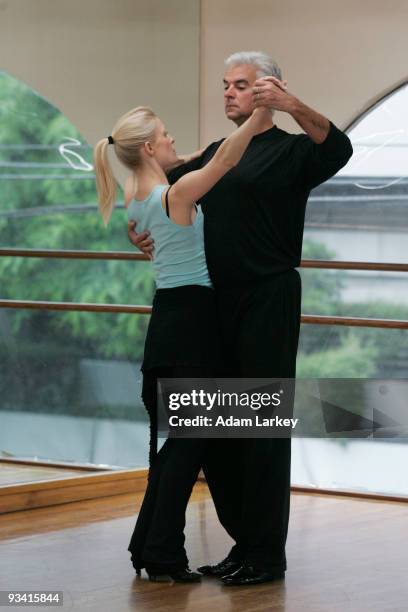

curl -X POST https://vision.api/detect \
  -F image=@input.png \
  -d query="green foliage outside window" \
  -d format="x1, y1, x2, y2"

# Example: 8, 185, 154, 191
0, 72, 407, 420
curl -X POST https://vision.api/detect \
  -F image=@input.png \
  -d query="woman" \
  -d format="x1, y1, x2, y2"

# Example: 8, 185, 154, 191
93, 104, 269, 583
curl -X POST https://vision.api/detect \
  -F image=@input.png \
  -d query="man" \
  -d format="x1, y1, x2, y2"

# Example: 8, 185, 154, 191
128, 51, 353, 586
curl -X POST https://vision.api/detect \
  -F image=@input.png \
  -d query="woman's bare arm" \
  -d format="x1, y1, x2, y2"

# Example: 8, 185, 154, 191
170, 107, 270, 210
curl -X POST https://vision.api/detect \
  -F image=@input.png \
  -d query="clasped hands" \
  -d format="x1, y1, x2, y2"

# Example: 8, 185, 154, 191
252, 76, 294, 113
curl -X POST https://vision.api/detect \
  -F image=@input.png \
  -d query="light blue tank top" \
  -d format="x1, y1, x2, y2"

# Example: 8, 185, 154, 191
127, 184, 212, 289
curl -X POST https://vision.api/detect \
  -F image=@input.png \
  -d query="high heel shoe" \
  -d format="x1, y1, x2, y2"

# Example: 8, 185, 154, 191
147, 568, 202, 583
131, 556, 201, 582
130, 556, 143, 576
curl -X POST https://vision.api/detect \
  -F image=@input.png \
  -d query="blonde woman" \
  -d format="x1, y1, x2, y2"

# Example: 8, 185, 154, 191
93, 104, 270, 583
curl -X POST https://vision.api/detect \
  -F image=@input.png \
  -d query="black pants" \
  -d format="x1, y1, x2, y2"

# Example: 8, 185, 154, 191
128, 366, 212, 574
202, 269, 301, 572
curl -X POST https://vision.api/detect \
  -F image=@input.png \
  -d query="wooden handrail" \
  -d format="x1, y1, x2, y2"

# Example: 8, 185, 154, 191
301, 315, 408, 329
1, 299, 407, 329
1, 250, 407, 328
301, 259, 408, 272
0, 248, 148, 261
0, 249, 407, 272
0, 299, 151, 314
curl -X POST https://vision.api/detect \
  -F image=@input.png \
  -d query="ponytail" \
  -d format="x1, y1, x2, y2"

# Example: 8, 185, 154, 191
94, 138, 117, 226
94, 106, 157, 225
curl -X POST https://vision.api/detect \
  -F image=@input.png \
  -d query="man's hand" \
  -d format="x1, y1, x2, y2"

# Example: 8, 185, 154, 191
184, 147, 205, 163
166, 147, 206, 172
128, 220, 154, 260
252, 76, 293, 113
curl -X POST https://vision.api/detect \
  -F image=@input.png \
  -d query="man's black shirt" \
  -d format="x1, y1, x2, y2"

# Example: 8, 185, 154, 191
168, 122, 353, 288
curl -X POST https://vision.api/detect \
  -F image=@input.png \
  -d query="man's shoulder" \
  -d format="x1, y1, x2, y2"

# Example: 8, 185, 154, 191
272, 125, 305, 142
270, 126, 313, 154
250, 125, 304, 151
203, 138, 225, 154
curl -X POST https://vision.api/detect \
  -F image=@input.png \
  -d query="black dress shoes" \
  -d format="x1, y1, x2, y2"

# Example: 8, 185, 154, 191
221, 564, 285, 586
197, 557, 243, 577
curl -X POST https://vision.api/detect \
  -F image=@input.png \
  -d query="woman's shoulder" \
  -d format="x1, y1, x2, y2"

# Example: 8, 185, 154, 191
125, 182, 167, 209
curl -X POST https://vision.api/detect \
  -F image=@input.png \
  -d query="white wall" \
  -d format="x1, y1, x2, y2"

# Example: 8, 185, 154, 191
199, 0, 408, 144
0, 0, 200, 152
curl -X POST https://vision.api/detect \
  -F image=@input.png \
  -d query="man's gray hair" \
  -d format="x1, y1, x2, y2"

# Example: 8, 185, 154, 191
224, 51, 282, 80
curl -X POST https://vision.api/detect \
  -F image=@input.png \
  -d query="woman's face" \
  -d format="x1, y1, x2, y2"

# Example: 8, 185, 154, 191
152, 118, 178, 170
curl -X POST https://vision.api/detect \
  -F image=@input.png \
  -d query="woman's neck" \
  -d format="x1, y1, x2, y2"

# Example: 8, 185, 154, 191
134, 163, 168, 200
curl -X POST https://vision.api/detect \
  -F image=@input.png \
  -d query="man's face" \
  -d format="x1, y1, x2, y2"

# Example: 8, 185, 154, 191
223, 64, 258, 125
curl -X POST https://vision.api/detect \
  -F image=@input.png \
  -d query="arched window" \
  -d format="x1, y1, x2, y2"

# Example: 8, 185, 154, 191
294, 83, 408, 497
304, 82, 408, 265
0, 73, 150, 468
299, 82, 408, 380
0, 72, 152, 363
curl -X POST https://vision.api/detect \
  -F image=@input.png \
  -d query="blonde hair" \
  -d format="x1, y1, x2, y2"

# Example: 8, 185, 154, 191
93, 106, 157, 225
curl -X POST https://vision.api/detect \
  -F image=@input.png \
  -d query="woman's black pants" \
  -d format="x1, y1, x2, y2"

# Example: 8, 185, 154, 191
127, 366, 212, 574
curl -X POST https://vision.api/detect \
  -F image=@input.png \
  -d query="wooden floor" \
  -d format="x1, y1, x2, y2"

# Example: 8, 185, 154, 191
0, 482, 407, 611
0, 461, 91, 485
